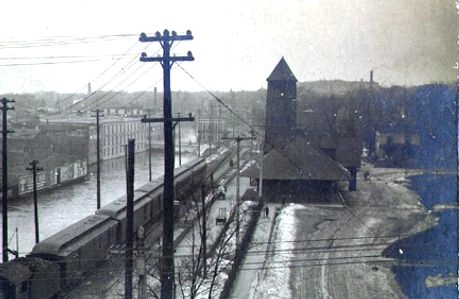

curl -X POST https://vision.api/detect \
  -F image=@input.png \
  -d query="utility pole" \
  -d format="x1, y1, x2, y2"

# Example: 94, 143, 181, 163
92, 109, 103, 209
2, 97, 14, 262
197, 109, 201, 158
217, 104, 222, 148
145, 109, 154, 181
259, 134, 264, 197
250, 129, 254, 167
176, 112, 182, 166
26, 160, 43, 244
139, 29, 194, 299
200, 184, 207, 278
125, 139, 135, 299
221, 136, 255, 251
209, 103, 214, 152
137, 225, 146, 299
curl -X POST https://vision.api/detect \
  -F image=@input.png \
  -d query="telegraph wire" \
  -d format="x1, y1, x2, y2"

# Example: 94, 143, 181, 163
48, 40, 141, 113
0, 59, 101, 67
5, 233, 425, 258
80, 60, 161, 112
4, 255, 455, 282
0, 33, 139, 49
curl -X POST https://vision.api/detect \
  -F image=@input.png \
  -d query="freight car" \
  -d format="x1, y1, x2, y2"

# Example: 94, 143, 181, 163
0, 147, 237, 298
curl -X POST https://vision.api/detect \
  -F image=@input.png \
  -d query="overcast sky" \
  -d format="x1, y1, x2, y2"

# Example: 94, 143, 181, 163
0, 0, 456, 94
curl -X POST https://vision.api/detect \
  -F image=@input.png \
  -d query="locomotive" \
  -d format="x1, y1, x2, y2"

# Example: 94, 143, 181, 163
0, 147, 236, 298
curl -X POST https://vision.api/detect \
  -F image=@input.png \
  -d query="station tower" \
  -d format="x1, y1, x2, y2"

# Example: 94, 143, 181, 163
264, 57, 298, 152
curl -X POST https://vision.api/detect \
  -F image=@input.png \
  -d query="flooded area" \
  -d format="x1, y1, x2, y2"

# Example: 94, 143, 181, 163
383, 173, 457, 298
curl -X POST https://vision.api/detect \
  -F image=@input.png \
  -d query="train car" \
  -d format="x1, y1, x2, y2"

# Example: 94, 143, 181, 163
0, 257, 59, 299
97, 158, 206, 235
206, 145, 238, 183
0, 260, 31, 298
97, 193, 162, 244
29, 214, 119, 291
174, 158, 207, 203
0, 154, 235, 298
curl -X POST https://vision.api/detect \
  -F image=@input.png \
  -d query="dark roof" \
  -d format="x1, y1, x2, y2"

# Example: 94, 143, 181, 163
267, 57, 297, 82
243, 136, 350, 181
0, 261, 31, 283
31, 214, 116, 257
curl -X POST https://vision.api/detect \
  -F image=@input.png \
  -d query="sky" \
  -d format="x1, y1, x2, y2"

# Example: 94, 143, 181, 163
0, 0, 456, 94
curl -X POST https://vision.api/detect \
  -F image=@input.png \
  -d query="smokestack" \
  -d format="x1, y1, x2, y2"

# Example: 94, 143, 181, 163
370, 71, 374, 86
88, 82, 92, 95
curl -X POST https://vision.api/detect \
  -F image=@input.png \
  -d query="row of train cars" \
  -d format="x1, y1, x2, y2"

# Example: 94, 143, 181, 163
0, 146, 238, 298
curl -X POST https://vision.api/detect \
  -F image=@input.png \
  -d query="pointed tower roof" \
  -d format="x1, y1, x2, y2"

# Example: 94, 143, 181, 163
267, 57, 297, 82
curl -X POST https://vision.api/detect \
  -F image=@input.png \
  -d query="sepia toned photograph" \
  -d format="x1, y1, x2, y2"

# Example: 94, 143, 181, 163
0, 0, 456, 298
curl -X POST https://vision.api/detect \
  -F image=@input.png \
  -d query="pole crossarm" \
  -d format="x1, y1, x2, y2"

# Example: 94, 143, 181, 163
26, 160, 44, 172
139, 30, 193, 43
141, 115, 195, 124
140, 52, 194, 63
221, 136, 257, 142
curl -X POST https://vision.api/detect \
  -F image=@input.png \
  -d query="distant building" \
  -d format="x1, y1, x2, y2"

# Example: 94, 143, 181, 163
1, 129, 87, 198
45, 114, 149, 164
197, 104, 229, 151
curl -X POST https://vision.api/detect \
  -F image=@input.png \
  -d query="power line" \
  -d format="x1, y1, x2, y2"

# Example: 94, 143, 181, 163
0, 33, 139, 49
0, 59, 100, 67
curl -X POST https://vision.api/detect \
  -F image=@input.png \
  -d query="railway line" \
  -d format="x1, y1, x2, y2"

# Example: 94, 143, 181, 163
0, 146, 239, 298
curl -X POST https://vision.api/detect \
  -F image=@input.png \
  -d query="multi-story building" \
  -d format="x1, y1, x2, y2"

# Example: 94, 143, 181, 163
46, 113, 150, 165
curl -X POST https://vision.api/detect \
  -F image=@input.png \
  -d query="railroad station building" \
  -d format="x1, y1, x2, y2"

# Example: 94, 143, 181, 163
243, 57, 361, 202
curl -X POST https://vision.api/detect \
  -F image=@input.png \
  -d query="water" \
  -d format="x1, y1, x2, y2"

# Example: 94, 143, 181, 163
383, 173, 457, 298
2, 150, 195, 260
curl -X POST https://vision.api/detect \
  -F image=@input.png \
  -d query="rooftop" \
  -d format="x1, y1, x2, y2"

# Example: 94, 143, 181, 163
267, 57, 297, 82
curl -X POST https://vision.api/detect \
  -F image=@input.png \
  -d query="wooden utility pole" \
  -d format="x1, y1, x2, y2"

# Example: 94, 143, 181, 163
145, 109, 154, 181
139, 29, 194, 299
125, 139, 135, 299
1, 97, 14, 262
26, 160, 43, 244
200, 184, 207, 278
197, 109, 201, 158
221, 136, 255, 250
92, 109, 103, 209
137, 225, 146, 299
259, 135, 264, 197
176, 112, 182, 166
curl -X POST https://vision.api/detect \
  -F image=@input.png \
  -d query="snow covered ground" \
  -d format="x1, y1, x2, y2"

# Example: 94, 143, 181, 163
231, 162, 438, 298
